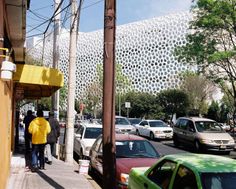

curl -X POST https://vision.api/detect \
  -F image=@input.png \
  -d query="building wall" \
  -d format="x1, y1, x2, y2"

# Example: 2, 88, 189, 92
0, 81, 13, 189
28, 11, 193, 102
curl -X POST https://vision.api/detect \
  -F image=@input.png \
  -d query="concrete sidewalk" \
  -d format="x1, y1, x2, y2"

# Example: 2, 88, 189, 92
7, 153, 101, 189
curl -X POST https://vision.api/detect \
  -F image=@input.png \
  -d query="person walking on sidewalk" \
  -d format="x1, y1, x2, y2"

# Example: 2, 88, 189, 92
45, 111, 60, 165
28, 109, 51, 172
23, 110, 36, 167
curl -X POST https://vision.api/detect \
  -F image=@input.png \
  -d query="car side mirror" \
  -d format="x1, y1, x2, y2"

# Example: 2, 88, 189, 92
75, 133, 82, 138
189, 128, 195, 132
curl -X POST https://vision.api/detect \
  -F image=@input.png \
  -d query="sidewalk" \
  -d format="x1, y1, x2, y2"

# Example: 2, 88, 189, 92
7, 153, 101, 189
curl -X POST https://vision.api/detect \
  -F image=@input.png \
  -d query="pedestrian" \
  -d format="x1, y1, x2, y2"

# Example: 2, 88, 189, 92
28, 109, 51, 172
45, 111, 60, 165
23, 110, 36, 167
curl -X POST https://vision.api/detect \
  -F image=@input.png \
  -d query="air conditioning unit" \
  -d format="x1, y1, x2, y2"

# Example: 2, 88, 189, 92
1, 60, 16, 81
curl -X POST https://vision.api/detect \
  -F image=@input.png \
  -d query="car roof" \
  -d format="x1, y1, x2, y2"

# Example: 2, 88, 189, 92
164, 153, 236, 172
116, 133, 147, 141
80, 122, 102, 128
145, 120, 163, 122
178, 117, 216, 122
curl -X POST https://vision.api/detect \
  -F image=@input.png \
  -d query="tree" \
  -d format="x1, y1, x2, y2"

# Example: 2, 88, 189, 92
207, 100, 220, 121
79, 63, 130, 118
180, 71, 216, 116
157, 89, 190, 120
123, 91, 164, 119
175, 0, 236, 122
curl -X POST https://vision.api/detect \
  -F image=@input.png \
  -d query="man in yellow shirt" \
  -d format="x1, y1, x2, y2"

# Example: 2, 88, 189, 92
28, 109, 51, 172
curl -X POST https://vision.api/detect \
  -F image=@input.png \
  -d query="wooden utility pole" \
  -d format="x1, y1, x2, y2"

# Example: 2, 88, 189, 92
52, 0, 61, 120
102, 0, 116, 188
65, 0, 78, 163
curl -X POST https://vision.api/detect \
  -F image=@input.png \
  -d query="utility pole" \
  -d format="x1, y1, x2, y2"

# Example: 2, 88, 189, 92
102, 0, 116, 188
52, 0, 61, 120
65, 0, 78, 163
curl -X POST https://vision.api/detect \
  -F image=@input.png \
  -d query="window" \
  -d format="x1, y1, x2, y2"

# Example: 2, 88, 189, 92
187, 121, 195, 132
173, 165, 198, 189
140, 121, 147, 126
179, 119, 188, 130
84, 127, 102, 139
147, 160, 176, 189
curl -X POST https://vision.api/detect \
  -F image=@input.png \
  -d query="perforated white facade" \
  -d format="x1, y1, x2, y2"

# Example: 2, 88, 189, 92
28, 11, 192, 100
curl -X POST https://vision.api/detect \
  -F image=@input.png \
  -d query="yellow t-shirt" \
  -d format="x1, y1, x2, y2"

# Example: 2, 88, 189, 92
28, 117, 51, 144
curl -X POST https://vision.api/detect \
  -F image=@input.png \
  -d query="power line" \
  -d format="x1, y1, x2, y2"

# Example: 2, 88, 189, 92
32, 4, 53, 11
82, 0, 103, 10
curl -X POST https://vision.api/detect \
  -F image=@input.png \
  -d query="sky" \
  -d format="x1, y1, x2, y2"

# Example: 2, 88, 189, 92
26, 0, 194, 38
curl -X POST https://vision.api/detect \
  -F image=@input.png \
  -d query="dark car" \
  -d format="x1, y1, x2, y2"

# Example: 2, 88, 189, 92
128, 118, 142, 126
89, 133, 160, 189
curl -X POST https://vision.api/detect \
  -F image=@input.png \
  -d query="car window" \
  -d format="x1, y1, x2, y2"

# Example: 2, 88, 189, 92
195, 121, 224, 133
115, 117, 130, 125
187, 121, 195, 132
201, 172, 236, 189
116, 140, 159, 158
179, 119, 188, 130
149, 121, 168, 127
147, 160, 176, 189
84, 127, 102, 139
173, 165, 198, 189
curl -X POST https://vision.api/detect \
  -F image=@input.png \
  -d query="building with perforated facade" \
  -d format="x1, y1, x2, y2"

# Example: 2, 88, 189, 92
27, 11, 193, 101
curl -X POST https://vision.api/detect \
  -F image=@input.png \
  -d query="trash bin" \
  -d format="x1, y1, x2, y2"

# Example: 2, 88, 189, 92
78, 160, 90, 174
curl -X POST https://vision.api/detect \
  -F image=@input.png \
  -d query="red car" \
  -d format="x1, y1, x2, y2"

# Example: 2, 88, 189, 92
88, 133, 160, 189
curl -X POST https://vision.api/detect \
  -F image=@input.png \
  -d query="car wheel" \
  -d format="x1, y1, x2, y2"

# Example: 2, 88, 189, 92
150, 132, 155, 140
136, 129, 140, 136
194, 140, 201, 152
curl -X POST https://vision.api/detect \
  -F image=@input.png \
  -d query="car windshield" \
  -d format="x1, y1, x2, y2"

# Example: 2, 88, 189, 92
195, 121, 224, 133
201, 172, 236, 189
84, 127, 102, 139
129, 118, 142, 125
149, 121, 168, 127
115, 117, 130, 125
115, 140, 159, 158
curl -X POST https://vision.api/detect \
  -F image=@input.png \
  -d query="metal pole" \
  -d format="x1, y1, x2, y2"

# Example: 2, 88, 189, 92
52, 0, 61, 120
102, 0, 116, 188
65, 0, 78, 163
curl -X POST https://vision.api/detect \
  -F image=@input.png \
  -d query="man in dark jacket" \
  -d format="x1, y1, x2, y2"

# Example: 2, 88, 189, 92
45, 112, 60, 164
23, 110, 36, 167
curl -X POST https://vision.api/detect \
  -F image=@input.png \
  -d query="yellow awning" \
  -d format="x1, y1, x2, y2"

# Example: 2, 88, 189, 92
13, 64, 64, 99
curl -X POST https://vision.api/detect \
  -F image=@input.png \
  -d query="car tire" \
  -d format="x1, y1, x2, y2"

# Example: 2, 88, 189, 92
194, 140, 202, 153
150, 132, 155, 140
136, 129, 140, 136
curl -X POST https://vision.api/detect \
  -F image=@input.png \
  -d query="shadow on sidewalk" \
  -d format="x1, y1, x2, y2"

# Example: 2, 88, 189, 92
36, 170, 65, 189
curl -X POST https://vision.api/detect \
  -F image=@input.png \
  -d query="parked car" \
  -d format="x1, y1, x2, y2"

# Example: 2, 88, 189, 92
89, 133, 160, 189
74, 122, 102, 159
128, 153, 236, 189
115, 116, 136, 134
128, 118, 142, 126
173, 117, 235, 154
135, 120, 173, 140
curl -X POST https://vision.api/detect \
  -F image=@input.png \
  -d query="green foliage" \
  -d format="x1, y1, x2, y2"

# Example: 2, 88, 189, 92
157, 89, 190, 119
175, 0, 236, 120
122, 91, 163, 119
207, 101, 220, 121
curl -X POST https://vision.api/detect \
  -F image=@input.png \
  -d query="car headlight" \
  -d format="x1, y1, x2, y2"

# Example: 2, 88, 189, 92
229, 139, 235, 144
200, 139, 215, 144
155, 131, 163, 134
120, 173, 129, 184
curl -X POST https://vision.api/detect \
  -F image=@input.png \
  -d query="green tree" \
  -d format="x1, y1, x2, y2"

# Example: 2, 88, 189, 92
157, 89, 190, 120
175, 0, 236, 122
207, 101, 220, 121
123, 91, 163, 119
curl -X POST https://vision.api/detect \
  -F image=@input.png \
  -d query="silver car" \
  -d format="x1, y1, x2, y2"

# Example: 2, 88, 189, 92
173, 117, 235, 154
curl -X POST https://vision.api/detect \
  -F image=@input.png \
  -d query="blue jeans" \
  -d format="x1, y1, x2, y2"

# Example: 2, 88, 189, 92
32, 144, 45, 168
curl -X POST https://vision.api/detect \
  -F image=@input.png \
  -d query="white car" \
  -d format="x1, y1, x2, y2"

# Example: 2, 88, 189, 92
74, 122, 102, 159
136, 119, 173, 140
115, 116, 136, 134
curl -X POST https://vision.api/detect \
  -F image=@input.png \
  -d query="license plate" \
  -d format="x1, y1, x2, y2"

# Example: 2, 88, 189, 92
220, 145, 226, 149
